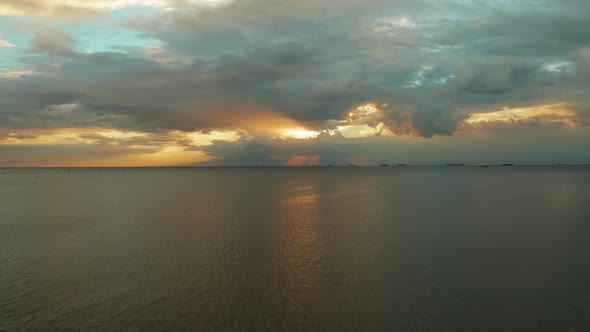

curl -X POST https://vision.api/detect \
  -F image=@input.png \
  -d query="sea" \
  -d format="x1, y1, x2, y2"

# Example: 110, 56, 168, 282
1, 166, 589, 331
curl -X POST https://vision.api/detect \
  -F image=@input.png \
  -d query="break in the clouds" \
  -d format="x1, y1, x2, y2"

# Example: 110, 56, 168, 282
1, 0, 589, 166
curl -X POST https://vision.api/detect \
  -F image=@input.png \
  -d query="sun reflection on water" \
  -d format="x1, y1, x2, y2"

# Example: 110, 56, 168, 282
269, 178, 325, 329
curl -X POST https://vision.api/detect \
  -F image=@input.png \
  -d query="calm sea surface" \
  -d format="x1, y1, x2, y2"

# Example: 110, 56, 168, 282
1, 167, 590, 331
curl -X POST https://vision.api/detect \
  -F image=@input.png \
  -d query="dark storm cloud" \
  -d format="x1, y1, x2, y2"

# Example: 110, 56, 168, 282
29, 28, 78, 56
1, 0, 589, 154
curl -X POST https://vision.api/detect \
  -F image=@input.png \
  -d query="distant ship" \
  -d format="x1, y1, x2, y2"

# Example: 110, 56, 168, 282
446, 163, 465, 166
379, 164, 389, 167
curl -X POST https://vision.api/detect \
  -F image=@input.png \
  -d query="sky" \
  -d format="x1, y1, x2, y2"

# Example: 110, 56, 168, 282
0, 0, 589, 166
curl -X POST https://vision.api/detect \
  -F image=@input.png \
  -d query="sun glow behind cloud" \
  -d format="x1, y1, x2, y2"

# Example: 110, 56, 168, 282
335, 103, 390, 138
280, 129, 320, 140
1, 99, 582, 166
277, 103, 391, 140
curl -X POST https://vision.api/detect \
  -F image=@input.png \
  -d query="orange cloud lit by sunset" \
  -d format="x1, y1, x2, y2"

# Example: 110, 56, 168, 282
284, 155, 320, 166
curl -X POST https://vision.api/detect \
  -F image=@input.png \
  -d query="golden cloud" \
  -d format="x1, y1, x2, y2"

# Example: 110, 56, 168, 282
461, 103, 580, 132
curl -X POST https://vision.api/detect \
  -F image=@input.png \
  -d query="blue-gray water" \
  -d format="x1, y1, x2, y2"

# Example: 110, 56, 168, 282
1, 167, 590, 331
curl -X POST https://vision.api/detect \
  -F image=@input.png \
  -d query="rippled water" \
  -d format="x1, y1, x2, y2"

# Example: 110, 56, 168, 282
1, 167, 590, 331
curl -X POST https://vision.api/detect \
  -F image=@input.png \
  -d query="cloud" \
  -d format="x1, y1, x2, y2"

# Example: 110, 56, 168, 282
0, 69, 40, 78
188, 128, 590, 166
1, 0, 590, 165
28, 28, 78, 55
0, 0, 234, 17
0, 127, 219, 166
0, 39, 15, 48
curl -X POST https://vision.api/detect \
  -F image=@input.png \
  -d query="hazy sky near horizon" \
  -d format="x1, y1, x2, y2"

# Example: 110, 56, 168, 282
1, 0, 589, 166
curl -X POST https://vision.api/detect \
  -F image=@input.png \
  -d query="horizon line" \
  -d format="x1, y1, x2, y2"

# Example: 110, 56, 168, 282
2, 163, 590, 169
